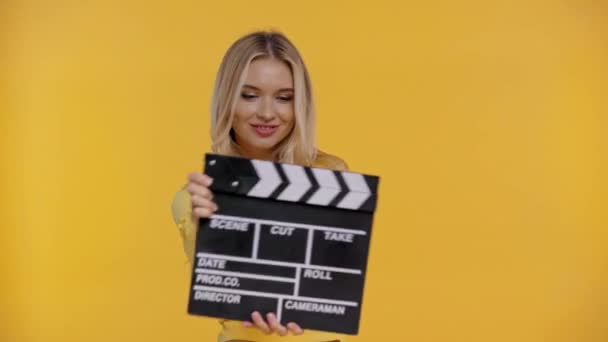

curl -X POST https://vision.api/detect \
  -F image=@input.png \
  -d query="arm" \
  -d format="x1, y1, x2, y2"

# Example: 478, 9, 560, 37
171, 173, 217, 263
171, 188, 197, 264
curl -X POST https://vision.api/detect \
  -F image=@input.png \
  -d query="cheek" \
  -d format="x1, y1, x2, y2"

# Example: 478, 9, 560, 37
278, 105, 295, 125
234, 101, 256, 121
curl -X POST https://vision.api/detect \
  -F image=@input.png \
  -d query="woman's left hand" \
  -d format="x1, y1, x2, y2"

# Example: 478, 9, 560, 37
243, 311, 303, 336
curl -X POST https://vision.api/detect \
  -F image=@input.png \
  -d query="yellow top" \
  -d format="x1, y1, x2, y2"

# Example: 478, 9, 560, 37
172, 152, 350, 342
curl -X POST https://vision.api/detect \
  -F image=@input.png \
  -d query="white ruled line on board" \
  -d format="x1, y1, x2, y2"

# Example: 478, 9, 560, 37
294, 266, 301, 296
195, 268, 295, 283
192, 285, 359, 307
305, 229, 313, 265
252, 222, 260, 259
277, 297, 283, 322
210, 214, 367, 236
196, 253, 362, 275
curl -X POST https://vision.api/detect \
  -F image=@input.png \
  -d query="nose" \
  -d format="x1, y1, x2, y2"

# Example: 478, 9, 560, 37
255, 97, 275, 121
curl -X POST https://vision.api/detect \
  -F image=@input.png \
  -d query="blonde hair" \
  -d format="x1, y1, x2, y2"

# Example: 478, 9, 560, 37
210, 31, 317, 166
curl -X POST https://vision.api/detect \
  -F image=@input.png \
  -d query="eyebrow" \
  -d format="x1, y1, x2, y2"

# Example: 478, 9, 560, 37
242, 84, 294, 92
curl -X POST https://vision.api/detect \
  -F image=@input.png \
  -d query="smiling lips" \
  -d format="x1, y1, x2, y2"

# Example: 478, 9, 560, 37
251, 124, 279, 137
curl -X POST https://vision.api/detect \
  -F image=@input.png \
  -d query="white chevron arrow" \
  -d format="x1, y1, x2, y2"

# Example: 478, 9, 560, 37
248, 160, 282, 198
306, 168, 341, 206
277, 164, 311, 202
337, 172, 371, 210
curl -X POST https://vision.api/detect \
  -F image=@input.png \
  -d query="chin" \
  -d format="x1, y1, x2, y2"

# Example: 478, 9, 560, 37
250, 135, 288, 150
252, 141, 281, 151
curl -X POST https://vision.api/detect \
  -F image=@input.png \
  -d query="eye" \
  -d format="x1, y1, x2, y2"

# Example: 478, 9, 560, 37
276, 95, 293, 102
241, 93, 258, 100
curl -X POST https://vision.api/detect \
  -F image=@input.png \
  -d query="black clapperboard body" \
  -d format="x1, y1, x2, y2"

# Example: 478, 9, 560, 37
188, 154, 379, 334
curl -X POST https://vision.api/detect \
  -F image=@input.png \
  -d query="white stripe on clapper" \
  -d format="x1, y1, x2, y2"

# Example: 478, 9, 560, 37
337, 172, 371, 210
277, 164, 311, 202
306, 168, 341, 206
248, 160, 282, 198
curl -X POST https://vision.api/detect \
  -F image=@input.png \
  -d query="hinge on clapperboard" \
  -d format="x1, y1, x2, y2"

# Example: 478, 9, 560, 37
204, 154, 259, 196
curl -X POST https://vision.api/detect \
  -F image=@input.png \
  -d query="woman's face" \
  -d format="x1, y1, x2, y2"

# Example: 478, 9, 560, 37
232, 57, 295, 160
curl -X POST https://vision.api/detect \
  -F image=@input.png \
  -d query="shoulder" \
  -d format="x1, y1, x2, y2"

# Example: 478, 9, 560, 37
312, 150, 349, 171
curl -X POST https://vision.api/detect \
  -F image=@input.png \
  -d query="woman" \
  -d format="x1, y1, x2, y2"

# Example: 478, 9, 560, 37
172, 31, 348, 342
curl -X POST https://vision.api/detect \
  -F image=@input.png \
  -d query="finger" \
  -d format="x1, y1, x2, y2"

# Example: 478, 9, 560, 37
193, 207, 214, 219
242, 321, 254, 328
186, 183, 213, 199
286, 322, 303, 335
191, 195, 218, 211
188, 172, 213, 187
251, 311, 271, 334
266, 313, 287, 336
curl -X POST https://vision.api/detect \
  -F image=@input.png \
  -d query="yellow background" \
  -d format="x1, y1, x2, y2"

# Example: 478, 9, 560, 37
2, 0, 607, 341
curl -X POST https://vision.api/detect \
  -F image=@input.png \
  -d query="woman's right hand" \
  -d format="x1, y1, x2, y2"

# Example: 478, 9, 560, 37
187, 172, 218, 220
243, 311, 303, 336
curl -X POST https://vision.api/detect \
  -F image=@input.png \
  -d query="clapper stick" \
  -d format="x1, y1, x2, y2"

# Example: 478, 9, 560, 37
187, 154, 379, 335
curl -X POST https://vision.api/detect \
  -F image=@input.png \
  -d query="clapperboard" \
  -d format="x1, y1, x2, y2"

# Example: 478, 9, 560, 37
188, 153, 379, 334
